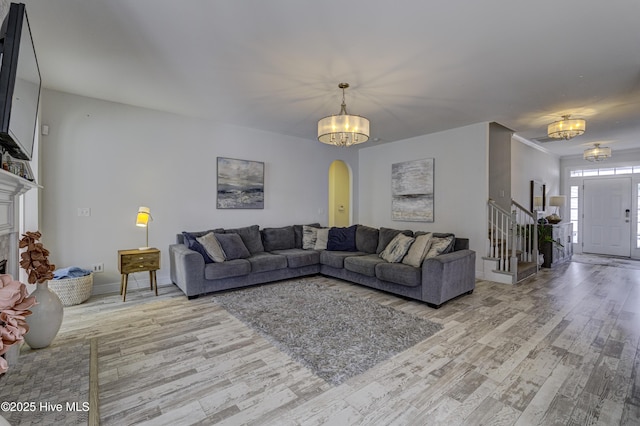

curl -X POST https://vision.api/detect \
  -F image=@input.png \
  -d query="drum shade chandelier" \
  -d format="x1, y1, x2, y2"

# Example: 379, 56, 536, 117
317, 83, 370, 147
583, 143, 611, 162
547, 115, 586, 140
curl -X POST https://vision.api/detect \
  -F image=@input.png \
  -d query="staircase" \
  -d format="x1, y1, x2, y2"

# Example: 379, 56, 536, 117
484, 199, 539, 284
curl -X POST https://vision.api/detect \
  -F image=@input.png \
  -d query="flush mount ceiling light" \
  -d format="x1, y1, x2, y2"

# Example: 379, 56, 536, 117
547, 115, 586, 140
583, 143, 612, 162
318, 83, 370, 147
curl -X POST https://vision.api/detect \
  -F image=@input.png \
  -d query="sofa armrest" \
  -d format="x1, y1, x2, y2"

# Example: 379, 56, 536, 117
421, 249, 476, 306
169, 243, 205, 297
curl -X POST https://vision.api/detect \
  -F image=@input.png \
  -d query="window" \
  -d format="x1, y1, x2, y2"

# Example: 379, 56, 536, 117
570, 165, 640, 176
571, 185, 579, 244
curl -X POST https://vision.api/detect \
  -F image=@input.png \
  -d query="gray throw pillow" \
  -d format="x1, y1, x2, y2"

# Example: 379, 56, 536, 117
379, 233, 415, 263
225, 225, 264, 254
215, 233, 251, 260
196, 232, 226, 263
355, 225, 379, 253
262, 226, 295, 251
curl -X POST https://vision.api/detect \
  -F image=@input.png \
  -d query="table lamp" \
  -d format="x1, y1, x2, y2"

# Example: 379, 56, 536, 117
136, 206, 152, 250
546, 196, 565, 224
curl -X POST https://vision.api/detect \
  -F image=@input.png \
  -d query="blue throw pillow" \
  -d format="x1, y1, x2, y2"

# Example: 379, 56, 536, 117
327, 225, 358, 251
182, 232, 214, 263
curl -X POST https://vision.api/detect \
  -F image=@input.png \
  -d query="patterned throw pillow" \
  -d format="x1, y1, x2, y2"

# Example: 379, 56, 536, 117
425, 235, 455, 259
302, 225, 319, 250
379, 233, 415, 263
196, 232, 226, 263
402, 233, 433, 267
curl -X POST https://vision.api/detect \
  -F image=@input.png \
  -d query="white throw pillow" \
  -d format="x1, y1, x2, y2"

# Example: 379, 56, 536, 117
402, 233, 433, 267
314, 228, 329, 250
379, 233, 415, 263
196, 232, 226, 263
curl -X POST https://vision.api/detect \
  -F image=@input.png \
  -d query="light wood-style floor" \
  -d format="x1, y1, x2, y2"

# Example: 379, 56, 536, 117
59, 258, 640, 425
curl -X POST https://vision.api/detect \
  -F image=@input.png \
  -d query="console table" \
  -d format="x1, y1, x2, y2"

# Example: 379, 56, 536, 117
118, 248, 160, 302
540, 223, 573, 268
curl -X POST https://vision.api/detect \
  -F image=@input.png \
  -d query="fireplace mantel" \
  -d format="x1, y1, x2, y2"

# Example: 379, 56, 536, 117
0, 168, 38, 197
0, 168, 38, 277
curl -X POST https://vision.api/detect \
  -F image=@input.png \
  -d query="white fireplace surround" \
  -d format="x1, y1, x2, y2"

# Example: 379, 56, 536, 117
0, 168, 37, 278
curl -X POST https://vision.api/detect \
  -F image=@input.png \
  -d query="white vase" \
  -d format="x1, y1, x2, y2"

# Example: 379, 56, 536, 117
24, 282, 64, 349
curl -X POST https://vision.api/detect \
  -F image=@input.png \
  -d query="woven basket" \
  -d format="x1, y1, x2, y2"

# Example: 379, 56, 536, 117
48, 273, 93, 306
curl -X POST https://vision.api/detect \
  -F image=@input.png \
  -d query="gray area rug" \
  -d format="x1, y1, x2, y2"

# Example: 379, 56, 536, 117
572, 253, 640, 270
0, 338, 90, 425
212, 280, 443, 386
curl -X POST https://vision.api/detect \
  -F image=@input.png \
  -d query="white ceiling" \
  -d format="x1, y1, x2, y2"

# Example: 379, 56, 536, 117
21, 0, 640, 157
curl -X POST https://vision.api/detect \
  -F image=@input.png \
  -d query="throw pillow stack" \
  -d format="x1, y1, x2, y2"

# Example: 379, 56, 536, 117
380, 232, 455, 267
182, 231, 251, 263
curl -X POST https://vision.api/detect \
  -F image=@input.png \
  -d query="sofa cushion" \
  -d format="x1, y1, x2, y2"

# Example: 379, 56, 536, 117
214, 233, 251, 260
355, 225, 379, 254
320, 250, 365, 269
271, 248, 320, 268
327, 225, 357, 251
293, 223, 321, 248
247, 252, 288, 273
344, 254, 385, 277
375, 262, 422, 287
262, 226, 296, 251
225, 225, 264, 254
204, 259, 251, 280
314, 228, 330, 250
196, 232, 226, 263
425, 233, 455, 258
379, 233, 415, 263
402, 232, 433, 267
376, 227, 413, 254
181, 231, 214, 263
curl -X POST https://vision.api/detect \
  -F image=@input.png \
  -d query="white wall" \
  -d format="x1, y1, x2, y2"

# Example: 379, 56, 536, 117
358, 122, 489, 275
40, 89, 358, 294
511, 138, 560, 214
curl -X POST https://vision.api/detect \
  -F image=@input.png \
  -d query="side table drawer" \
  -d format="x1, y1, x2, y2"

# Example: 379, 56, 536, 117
119, 250, 160, 274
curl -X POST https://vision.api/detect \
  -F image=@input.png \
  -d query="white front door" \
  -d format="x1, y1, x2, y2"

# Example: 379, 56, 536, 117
582, 177, 632, 256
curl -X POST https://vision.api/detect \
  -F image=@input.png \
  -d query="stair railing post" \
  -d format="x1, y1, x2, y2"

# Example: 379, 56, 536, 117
509, 209, 518, 274
534, 217, 540, 271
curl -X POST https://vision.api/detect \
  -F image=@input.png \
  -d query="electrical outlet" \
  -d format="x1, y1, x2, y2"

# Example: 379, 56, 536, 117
77, 208, 91, 217
91, 263, 104, 273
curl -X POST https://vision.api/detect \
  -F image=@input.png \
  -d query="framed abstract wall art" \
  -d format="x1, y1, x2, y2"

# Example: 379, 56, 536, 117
391, 158, 434, 222
217, 157, 264, 209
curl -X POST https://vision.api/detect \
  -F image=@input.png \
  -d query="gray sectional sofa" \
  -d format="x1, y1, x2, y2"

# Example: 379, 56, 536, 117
169, 223, 476, 308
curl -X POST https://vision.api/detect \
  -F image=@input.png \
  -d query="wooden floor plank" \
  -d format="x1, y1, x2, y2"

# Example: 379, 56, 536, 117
42, 258, 640, 425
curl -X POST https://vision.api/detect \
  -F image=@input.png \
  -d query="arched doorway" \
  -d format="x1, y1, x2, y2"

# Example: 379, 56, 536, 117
328, 160, 351, 227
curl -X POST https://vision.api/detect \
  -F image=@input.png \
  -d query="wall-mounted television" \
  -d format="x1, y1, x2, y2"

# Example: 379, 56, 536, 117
0, 3, 40, 161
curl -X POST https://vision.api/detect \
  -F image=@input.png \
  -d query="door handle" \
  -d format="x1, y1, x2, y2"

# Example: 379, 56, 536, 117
626, 209, 630, 223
